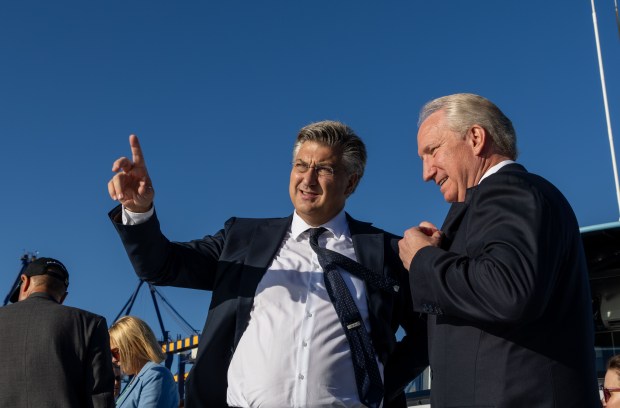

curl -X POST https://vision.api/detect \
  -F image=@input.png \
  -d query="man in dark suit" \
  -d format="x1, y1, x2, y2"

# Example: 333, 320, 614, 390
399, 93, 600, 407
107, 120, 428, 408
0, 257, 115, 407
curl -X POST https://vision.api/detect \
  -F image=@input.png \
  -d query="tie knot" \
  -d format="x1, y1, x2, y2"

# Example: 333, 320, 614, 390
307, 227, 327, 244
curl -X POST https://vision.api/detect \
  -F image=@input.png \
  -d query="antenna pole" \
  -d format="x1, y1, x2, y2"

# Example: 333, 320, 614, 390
591, 0, 620, 219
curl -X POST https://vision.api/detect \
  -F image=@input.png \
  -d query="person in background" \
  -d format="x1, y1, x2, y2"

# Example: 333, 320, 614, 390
113, 364, 122, 399
399, 93, 600, 407
0, 257, 115, 407
107, 120, 428, 407
603, 355, 620, 407
109, 315, 179, 408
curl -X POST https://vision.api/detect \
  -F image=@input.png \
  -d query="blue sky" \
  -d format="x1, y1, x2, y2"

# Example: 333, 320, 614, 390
1, 0, 619, 365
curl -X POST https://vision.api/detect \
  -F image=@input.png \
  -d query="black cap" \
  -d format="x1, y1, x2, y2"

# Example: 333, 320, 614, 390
9, 257, 70, 303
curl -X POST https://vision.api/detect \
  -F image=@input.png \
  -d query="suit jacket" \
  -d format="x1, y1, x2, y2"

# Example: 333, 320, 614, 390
410, 163, 600, 407
0, 292, 115, 408
116, 361, 179, 408
110, 206, 429, 408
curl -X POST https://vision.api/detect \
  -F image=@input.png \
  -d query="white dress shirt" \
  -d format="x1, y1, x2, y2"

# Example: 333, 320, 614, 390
122, 208, 378, 408
478, 159, 515, 184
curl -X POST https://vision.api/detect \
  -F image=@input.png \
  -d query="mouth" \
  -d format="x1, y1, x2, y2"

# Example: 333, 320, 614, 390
300, 188, 319, 198
438, 177, 447, 187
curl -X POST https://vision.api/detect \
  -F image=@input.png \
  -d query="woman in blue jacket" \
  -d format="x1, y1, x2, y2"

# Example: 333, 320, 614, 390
109, 316, 179, 408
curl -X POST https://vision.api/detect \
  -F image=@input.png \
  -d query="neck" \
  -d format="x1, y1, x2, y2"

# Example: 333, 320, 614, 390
475, 154, 510, 184
133, 360, 148, 375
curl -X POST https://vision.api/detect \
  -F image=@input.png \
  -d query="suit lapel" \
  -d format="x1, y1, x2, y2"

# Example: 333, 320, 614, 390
238, 216, 292, 296
347, 214, 393, 364
440, 164, 525, 248
440, 186, 477, 249
116, 362, 151, 407
233, 215, 293, 348
348, 215, 384, 276
347, 216, 383, 308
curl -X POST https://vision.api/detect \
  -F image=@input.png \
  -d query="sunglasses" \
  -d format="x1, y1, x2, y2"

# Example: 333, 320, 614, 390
601, 384, 620, 402
110, 347, 120, 360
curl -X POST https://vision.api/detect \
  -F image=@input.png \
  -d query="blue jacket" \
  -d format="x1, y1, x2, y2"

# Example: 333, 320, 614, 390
116, 361, 179, 408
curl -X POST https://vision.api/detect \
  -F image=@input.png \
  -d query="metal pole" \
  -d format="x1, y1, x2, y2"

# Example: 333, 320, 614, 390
3, 254, 32, 306
114, 280, 145, 323
591, 0, 620, 219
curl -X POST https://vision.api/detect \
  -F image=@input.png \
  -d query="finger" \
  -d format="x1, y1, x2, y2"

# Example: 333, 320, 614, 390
111, 157, 133, 173
110, 172, 131, 201
403, 226, 417, 238
129, 134, 146, 168
419, 226, 436, 237
107, 179, 118, 201
419, 221, 438, 232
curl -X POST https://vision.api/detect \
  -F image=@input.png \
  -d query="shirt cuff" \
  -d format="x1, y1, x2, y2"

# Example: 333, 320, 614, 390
122, 206, 154, 225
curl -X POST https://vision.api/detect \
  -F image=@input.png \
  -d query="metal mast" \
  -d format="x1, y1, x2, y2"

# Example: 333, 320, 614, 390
591, 0, 620, 219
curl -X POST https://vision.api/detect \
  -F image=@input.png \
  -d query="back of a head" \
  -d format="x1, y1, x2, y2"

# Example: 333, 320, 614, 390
292, 120, 367, 194
109, 315, 165, 374
10, 257, 70, 303
31, 274, 67, 300
419, 93, 518, 160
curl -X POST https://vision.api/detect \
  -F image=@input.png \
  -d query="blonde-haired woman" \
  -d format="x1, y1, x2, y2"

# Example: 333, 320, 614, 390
109, 316, 179, 408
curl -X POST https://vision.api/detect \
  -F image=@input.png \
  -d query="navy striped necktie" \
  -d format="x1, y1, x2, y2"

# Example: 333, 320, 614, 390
308, 227, 387, 408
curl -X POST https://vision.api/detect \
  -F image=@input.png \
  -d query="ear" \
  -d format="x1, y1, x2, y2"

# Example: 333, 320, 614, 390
468, 125, 487, 156
18, 275, 31, 301
20, 275, 31, 292
345, 173, 360, 196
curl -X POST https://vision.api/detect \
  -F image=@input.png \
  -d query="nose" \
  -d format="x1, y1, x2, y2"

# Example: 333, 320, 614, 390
422, 157, 436, 182
302, 167, 319, 185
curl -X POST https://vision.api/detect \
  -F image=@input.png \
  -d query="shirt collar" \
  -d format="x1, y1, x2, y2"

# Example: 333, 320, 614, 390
291, 209, 348, 241
479, 159, 515, 185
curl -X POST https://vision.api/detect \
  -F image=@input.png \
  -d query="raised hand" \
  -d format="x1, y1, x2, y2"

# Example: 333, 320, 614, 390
108, 134, 155, 213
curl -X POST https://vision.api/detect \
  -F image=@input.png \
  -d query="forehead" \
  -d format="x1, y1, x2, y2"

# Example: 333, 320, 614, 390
294, 141, 342, 163
417, 111, 448, 155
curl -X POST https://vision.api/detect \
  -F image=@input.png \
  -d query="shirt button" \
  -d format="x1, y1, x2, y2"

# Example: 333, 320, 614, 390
298, 374, 304, 380
302, 341, 308, 347
307, 312, 313, 318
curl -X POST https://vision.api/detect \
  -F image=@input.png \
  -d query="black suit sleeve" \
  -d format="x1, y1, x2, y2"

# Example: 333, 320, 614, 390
410, 173, 568, 324
109, 205, 229, 290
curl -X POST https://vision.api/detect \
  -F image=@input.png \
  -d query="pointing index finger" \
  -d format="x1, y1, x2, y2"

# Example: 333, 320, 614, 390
129, 134, 146, 167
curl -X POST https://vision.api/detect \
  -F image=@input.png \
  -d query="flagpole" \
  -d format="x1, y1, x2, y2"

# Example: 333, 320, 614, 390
591, 0, 620, 220
615, 0, 620, 38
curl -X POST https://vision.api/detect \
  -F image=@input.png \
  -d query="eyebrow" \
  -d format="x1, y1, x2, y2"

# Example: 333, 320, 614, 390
294, 159, 335, 166
419, 143, 437, 157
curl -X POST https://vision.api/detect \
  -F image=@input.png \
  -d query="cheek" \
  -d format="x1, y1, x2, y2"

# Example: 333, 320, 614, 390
289, 174, 299, 190
324, 180, 348, 201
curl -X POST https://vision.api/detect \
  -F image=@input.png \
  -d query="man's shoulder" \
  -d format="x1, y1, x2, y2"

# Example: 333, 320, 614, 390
485, 164, 565, 199
0, 297, 106, 332
29, 295, 106, 324
223, 215, 292, 228
346, 213, 401, 239
57, 303, 106, 322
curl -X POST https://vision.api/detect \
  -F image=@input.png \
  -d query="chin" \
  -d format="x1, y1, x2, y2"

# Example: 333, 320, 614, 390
442, 192, 458, 203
